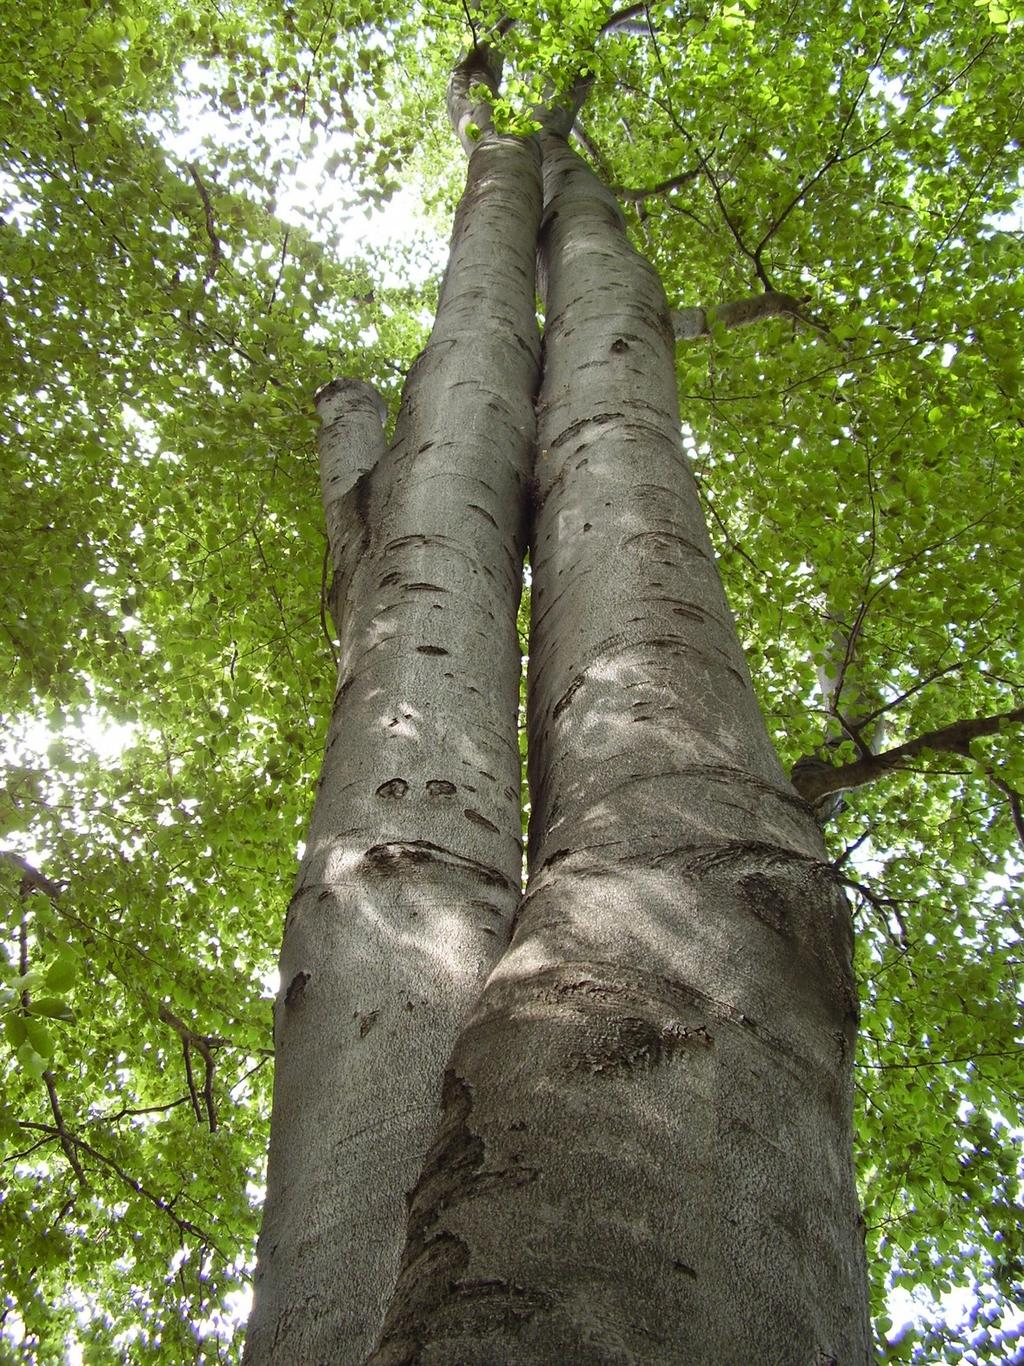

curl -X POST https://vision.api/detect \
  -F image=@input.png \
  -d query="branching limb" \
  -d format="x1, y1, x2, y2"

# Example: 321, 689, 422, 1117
600, 3, 649, 36
792, 706, 1024, 802
15, 1120, 233, 1260
159, 1005, 224, 1133
43, 1071, 88, 1185
447, 44, 503, 154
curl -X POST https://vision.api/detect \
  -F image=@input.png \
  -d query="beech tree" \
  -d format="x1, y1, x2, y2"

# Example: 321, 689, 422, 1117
1, 1, 1021, 1362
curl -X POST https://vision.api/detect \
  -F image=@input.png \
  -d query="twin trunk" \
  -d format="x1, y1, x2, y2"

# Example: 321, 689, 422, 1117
246, 101, 870, 1366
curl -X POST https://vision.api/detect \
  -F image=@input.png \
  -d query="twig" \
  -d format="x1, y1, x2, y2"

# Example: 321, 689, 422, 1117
186, 163, 223, 286
159, 1005, 223, 1133
43, 1071, 88, 1184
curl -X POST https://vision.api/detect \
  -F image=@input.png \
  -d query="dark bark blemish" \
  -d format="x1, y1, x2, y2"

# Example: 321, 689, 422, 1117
364, 841, 517, 892
369, 1231, 470, 1366
284, 972, 310, 1007
426, 779, 457, 796
572, 1015, 712, 1074
365, 842, 435, 872
406, 582, 447, 593
552, 672, 584, 719
356, 1009, 380, 1037
739, 872, 791, 936
610, 337, 628, 353
466, 502, 498, 528
672, 1260, 698, 1279
376, 778, 409, 799
416, 645, 449, 656
464, 808, 500, 834
582, 521, 592, 531
470, 899, 505, 919
549, 411, 621, 450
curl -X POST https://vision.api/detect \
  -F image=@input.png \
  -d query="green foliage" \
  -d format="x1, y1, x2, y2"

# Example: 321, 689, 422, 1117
2, 0, 1021, 1359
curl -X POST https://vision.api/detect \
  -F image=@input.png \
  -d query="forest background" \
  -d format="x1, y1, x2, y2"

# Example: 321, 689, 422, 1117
0, 0, 1021, 1361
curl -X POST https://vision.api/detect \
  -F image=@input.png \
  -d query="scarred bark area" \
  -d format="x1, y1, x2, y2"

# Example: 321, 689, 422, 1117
372, 135, 870, 1363
244, 130, 542, 1365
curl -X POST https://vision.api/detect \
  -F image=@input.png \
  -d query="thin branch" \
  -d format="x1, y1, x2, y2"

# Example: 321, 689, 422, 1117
600, 3, 648, 35
671, 290, 830, 342
186, 163, 223, 286
855, 1048, 1021, 1072
88, 1096, 193, 1125
461, 0, 479, 47
984, 769, 1024, 849
159, 1005, 222, 1133
612, 166, 700, 202
15, 1121, 233, 1262
43, 1071, 88, 1184
182, 1038, 203, 1125
1, 850, 62, 901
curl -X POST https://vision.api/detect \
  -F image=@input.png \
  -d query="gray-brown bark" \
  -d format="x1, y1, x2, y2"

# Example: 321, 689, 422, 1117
244, 116, 542, 1362
372, 133, 870, 1364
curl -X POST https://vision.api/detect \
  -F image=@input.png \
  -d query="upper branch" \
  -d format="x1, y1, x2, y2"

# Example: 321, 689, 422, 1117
447, 45, 504, 155
671, 290, 829, 341
791, 707, 1024, 802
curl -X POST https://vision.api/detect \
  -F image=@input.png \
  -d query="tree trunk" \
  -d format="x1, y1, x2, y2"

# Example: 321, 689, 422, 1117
371, 133, 871, 1365
244, 121, 542, 1362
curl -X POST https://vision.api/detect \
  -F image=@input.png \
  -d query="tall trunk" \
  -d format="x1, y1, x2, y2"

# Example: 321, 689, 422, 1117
244, 116, 542, 1362
372, 134, 870, 1363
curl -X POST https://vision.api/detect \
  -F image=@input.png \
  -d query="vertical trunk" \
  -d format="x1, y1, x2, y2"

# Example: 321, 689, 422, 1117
372, 135, 870, 1363
244, 122, 542, 1362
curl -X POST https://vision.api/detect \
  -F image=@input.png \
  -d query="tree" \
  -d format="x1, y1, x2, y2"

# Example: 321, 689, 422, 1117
2, 1, 1021, 1362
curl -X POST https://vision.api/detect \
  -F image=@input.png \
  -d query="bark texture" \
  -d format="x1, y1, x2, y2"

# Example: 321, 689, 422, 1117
244, 126, 542, 1364
372, 134, 870, 1364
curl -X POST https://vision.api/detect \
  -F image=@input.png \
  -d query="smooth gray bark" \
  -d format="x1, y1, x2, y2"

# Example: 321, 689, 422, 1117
244, 121, 542, 1363
372, 134, 870, 1364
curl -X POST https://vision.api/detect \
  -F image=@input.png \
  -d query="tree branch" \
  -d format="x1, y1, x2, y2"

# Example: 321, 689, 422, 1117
600, 3, 649, 35
43, 1071, 88, 1185
791, 707, 1024, 801
1, 850, 63, 902
159, 1004, 223, 1132
612, 166, 700, 202
984, 768, 1024, 850
15, 1120, 232, 1259
186, 163, 223, 286
671, 290, 829, 341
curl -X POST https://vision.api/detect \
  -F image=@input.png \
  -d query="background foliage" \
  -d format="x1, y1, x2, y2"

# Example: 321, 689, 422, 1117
1, 0, 1021, 1360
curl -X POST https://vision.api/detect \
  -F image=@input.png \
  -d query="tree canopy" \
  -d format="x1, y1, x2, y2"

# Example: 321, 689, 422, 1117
1, 0, 1022, 1360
